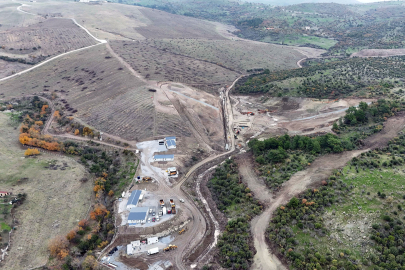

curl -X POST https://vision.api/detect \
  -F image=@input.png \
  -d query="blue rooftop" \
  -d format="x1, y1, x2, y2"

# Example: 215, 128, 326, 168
128, 207, 148, 221
165, 137, 176, 148
154, 154, 174, 159
127, 190, 142, 207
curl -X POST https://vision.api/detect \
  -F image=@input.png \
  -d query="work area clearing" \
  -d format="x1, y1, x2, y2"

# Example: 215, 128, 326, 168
118, 189, 176, 227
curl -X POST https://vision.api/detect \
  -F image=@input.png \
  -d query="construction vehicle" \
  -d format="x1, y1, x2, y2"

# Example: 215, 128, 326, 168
169, 199, 174, 206
258, 109, 269, 114
241, 111, 255, 116
179, 228, 187, 234
164, 245, 178, 252
171, 205, 176, 214
159, 199, 165, 207
147, 247, 159, 255
142, 176, 151, 182
167, 167, 178, 177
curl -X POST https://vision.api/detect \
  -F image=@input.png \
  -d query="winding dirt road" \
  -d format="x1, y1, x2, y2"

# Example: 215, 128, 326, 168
238, 113, 405, 270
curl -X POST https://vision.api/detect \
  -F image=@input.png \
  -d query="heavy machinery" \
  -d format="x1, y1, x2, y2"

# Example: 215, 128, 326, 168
159, 199, 165, 207
258, 109, 269, 114
142, 176, 151, 182
241, 111, 255, 116
169, 199, 174, 206
171, 205, 176, 214
179, 228, 187, 234
164, 245, 178, 252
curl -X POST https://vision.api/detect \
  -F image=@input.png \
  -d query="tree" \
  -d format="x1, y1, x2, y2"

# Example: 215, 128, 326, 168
90, 204, 108, 220
82, 255, 98, 270
78, 219, 89, 228
54, 110, 61, 119
359, 101, 368, 111
74, 129, 80, 136
108, 190, 114, 197
48, 235, 69, 259
25, 148, 40, 156
332, 122, 339, 131
66, 229, 77, 241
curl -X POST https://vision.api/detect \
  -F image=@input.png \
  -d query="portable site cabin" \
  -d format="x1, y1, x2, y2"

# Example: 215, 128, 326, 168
127, 244, 134, 255
147, 237, 159, 245
126, 190, 142, 210
153, 154, 174, 162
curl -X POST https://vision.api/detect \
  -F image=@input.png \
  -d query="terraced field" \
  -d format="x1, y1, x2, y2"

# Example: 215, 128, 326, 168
110, 40, 240, 93
146, 39, 305, 72
0, 45, 191, 141
0, 18, 97, 63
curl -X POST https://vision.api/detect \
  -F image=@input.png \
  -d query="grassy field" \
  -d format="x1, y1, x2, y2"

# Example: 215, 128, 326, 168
0, 113, 93, 270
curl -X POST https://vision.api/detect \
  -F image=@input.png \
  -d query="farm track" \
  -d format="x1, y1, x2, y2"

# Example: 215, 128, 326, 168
243, 113, 405, 270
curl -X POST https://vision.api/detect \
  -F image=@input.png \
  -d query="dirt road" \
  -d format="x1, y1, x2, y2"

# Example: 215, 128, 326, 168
237, 113, 405, 270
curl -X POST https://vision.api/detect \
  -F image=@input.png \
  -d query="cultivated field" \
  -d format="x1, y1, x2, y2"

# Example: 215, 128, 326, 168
0, 45, 192, 142
110, 40, 240, 93
137, 39, 305, 73
0, 113, 92, 270
0, 18, 97, 63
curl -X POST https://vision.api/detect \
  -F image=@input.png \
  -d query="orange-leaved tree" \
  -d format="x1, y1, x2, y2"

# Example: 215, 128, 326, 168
54, 110, 60, 119
48, 235, 69, 259
25, 148, 40, 156
66, 229, 77, 241
90, 204, 109, 220
40, 105, 49, 115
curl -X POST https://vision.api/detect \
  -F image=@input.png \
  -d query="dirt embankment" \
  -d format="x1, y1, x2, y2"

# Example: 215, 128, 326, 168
239, 112, 405, 270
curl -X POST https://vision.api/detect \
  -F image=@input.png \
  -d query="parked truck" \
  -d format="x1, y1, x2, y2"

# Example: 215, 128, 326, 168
169, 199, 174, 206
147, 247, 159, 255
171, 205, 176, 214
159, 199, 165, 207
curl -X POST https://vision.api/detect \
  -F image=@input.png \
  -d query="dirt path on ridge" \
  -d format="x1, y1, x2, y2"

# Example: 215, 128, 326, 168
237, 112, 405, 270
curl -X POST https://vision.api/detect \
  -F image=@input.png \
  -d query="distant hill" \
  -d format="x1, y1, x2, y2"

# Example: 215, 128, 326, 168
247, 0, 360, 5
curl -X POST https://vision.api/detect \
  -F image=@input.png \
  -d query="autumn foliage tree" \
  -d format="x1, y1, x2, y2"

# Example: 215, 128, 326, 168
78, 219, 89, 228
24, 148, 40, 156
90, 204, 109, 221
53, 110, 60, 119
66, 229, 77, 241
48, 235, 69, 259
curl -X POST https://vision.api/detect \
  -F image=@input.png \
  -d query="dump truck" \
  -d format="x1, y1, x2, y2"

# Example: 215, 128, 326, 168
159, 199, 165, 207
171, 205, 176, 214
147, 247, 159, 255
169, 199, 174, 206
142, 176, 151, 182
